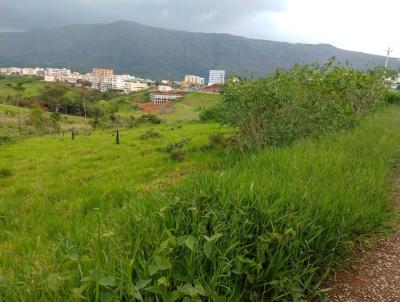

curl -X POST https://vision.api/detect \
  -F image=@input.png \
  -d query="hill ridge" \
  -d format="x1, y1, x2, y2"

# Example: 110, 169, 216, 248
0, 20, 398, 80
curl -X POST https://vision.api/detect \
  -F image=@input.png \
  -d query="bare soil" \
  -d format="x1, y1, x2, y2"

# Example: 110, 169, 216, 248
324, 175, 400, 302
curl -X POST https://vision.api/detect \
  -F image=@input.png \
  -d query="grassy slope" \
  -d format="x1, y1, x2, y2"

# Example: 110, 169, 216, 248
162, 93, 220, 122
118, 92, 220, 122
0, 77, 220, 125
1, 107, 400, 300
0, 77, 43, 99
0, 104, 91, 137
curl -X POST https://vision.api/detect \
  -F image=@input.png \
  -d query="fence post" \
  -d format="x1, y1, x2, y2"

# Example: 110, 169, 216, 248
116, 130, 120, 145
72, 130, 75, 140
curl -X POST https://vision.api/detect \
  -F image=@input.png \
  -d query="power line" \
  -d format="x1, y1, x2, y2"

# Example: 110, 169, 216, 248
385, 47, 393, 68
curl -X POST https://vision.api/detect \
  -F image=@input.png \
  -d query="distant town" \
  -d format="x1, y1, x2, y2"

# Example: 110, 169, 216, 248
0, 66, 229, 104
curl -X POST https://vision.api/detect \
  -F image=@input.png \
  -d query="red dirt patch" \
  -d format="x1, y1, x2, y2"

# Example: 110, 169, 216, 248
323, 175, 400, 302
132, 102, 175, 114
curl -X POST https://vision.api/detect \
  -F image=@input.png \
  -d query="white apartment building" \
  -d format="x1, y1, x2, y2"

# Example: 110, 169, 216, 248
44, 75, 57, 82
208, 70, 225, 86
158, 84, 173, 92
112, 74, 134, 93
100, 76, 113, 92
1, 67, 44, 76
150, 93, 184, 104
22, 68, 36, 76
45, 68, 71, 77
3, 67, 23, 75
184, 75, 205, 86
129, 81, 149, 92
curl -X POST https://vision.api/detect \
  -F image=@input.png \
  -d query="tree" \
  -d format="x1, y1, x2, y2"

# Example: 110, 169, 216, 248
39, 83, 69, 113
7, 82, 25, 135
26, 107, 48, 134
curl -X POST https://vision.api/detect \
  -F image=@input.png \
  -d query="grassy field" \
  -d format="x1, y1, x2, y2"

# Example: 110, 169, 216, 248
120, 92, 221, 123
0, 76, 220, 125
0, 104, 91, 137
162, 93, 220, 122
0, 77, 43, 100
1, 105, 400, 301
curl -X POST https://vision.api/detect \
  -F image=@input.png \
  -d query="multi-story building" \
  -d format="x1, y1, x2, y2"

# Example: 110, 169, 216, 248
112, 74, 134, 93
3, 67, 23, 75
22, 68, 36, 76
208, 70, 225, 86
93, 68, 113, 78
184, 75, 205, 86
158, 84, 173, 92
44, 75, 57, 82
150, 92, 185, 104
129, 81, 149, 92
45, 68, 71, 77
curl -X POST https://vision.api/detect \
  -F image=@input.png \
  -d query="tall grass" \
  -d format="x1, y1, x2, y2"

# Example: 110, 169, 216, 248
1, 107, 400, 301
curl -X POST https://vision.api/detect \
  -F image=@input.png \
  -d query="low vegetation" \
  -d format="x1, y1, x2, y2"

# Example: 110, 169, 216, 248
1, 64, 400, 301
220, 60, 387, 148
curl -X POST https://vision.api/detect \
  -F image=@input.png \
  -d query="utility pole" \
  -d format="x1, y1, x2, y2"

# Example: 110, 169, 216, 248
385, 47, 393, 68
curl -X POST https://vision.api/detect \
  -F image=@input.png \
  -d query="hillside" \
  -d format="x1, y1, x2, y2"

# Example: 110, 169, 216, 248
1, 106, 400, 300
0, 104, 91, 137
0, 21, 399, 79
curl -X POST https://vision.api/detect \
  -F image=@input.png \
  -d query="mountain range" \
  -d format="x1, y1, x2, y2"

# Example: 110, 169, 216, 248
0, 21, 398, 80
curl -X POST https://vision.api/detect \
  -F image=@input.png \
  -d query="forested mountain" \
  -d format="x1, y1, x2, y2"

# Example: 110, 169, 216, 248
0, 21, 398, 79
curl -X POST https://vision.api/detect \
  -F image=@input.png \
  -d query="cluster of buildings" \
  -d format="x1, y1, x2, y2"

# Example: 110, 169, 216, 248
1, 65, 227, 105
0, 67, 45, 77
88, 68, 154, 93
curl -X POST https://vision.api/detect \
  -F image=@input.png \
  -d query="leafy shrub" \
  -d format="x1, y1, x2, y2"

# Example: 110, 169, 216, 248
169, 148, 185, 161
4, 109, 16, 117
220, 59, 386, 149
163, 138, 191, 153
139, 129, 161, 140
25, 107, 61, 134
384, 90, 400, 104
138, 114, 162, 125
0, 135, 12, 145
208, 133, 237, 148
199, 105, 223, 122
0, 167, 12, 178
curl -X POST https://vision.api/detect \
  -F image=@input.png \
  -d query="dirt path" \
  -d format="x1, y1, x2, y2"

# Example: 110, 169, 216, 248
324, 175, 400, 302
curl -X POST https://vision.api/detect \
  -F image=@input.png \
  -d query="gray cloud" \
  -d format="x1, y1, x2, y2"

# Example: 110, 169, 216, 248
0, 0, 288, 34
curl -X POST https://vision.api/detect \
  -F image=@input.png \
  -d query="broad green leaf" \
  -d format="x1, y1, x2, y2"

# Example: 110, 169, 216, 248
203, 241, 212, 259
157, 276, 168, 286
149, 256, 172, 276
66, 250, 79, 261
184, 235, 198, 251
99, 276, 116, 287
135, 279, 152, 290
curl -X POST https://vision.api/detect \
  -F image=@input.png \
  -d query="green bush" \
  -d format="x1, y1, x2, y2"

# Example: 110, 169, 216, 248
384, 90, 400, 104
0, 135, 12, 145
163, 138, 190, 153
199, 105, 223, 122
169, 148, 185, 161
25, 107, 60, 134
0, 167, 12, 178
138, 114, 162, 125
139, 129, 161, 140
208, 133, 237, 148
220, 59, 386, 149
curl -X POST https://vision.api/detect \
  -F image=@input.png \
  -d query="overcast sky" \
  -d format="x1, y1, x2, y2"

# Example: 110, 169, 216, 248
1, 0, 399, 58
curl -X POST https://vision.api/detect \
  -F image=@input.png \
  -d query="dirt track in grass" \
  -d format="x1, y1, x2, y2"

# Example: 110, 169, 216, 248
324, 174, 400, 302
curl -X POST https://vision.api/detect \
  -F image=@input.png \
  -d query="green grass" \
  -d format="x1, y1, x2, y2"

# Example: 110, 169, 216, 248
163, 93, 220, 122
0, 104, 91, 137
0, 77, 43, 100
118, 92, 221, 122
1, 106, 400, 301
